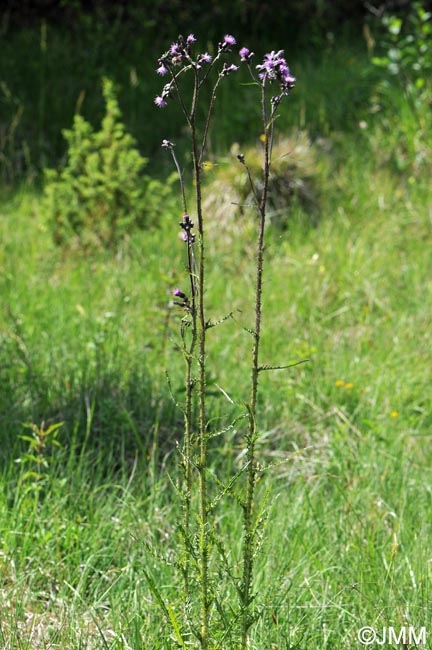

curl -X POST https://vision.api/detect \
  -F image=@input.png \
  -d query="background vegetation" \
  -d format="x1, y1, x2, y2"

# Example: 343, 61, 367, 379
0, 1, 431, 647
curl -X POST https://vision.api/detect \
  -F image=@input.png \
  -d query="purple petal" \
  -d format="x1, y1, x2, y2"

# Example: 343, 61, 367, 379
223, 34, 236, 45
154, 96, 167, 108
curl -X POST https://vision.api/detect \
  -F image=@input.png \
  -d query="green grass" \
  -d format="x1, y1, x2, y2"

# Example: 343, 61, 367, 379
1, 30, 432, 648
1, 155, 431, 647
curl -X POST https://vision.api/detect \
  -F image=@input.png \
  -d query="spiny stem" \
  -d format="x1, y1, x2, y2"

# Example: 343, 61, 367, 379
167, 138, 195, 600
181, 229, 197, 601
182, 329, 195, 599
190, 68, 210, 649
240, 83, 273, 650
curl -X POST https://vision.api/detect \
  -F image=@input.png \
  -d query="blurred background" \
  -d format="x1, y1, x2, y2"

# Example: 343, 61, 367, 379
1, 0, 428, 184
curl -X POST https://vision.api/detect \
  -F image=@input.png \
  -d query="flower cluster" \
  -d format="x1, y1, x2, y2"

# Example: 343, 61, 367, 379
255, 50, 296, 95
158, 33, 198, 72
154, 34, 240, 108
179, 213, 195, 244
154, 34, 213, 108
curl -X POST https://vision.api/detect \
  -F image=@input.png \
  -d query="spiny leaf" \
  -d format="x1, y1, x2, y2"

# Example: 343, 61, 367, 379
208, 462, 250, 513
257, 445, 312, 475
143, 569, 170, 618
167, 603, 187, 649
205, 311, 233, 330
258, 358, 310, 372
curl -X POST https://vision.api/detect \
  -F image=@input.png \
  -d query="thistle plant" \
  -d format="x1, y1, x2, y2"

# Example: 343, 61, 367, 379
150, 33, 296, 649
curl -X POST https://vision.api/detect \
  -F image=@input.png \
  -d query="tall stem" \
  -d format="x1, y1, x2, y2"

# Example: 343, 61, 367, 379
182, 232, 196, 600
169, 143, 195, 600
190, 72, 210, 649
241, 85, 272, 650
182, 323, 195, 598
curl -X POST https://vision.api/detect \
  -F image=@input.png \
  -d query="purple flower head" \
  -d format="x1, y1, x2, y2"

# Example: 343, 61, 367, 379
239, 47, 254, 63
157, 64, 168, 76
170, 42, 180, 55
199, 52, 212, 64
219, 34, 236, 52
173, 288, 186, 299
221, 63, 239, 76
281, 65, 296, 85
154, 95, 167, 108
187, 34, 196, 44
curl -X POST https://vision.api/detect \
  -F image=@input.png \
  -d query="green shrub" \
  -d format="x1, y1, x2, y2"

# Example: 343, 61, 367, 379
371, 2, 431, 109
43, 78, 174, 249
368, 1, 432, 175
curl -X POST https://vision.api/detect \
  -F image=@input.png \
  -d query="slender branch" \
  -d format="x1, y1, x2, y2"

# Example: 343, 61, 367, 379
198, 50, 224, 88
169, 146, 188, 215
170, 67, 193, 126
199, 75, 223, 167
242, 161, 261, 209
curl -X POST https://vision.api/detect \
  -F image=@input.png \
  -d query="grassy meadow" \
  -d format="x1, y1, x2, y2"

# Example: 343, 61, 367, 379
1, 11, 432, 649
